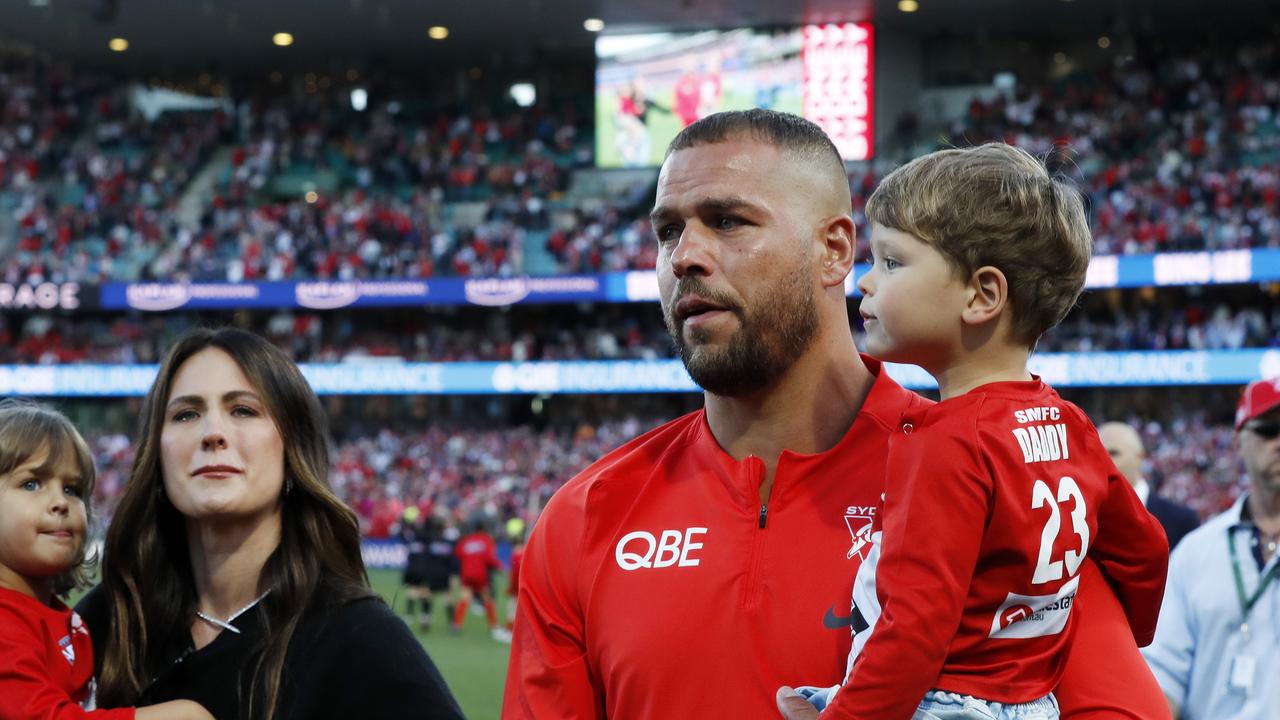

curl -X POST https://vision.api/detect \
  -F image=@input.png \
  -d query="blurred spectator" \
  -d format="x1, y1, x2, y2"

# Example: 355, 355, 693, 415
0, 305, 676, 364
5, 288, 1279, 366
84, 415, 661, 537
1098, 421, 1201, 550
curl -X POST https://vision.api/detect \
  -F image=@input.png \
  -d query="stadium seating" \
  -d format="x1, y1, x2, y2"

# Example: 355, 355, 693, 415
6, 41, 1280, 285
5, 38, 1277, 537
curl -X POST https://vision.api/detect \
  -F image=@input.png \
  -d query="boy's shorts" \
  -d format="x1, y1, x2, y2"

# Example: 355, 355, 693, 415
791, 687, 1058, 720
461, 575, 491, 594
915, 690, 1059, 720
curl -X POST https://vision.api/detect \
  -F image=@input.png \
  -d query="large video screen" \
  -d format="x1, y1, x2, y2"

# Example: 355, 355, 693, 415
595, 23, 873, 168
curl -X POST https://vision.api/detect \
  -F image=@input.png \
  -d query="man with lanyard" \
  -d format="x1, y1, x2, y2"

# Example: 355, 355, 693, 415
1143, 377, 1280, 718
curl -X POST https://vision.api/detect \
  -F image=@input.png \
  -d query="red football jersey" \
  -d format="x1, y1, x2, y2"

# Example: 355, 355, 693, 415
455, 531, 501, 582
827, 379, 1169, 719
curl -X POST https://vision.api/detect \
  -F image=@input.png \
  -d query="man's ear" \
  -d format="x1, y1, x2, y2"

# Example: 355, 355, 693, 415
818, 215, 857, 289
962, 265, 1009, 326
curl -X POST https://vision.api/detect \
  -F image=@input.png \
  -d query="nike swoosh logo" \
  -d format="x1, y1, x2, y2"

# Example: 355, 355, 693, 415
823, 605, 870, 632
824, 606, 858, 629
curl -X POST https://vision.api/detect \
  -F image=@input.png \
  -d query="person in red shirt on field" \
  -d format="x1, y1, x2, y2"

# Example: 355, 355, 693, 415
505, 109, 1171, 720
784, 144, 1169, 719
451, 517, 508, 641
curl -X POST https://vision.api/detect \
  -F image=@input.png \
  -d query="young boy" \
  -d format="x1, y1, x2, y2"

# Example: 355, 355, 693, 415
0, 399, 212, 720
796, 144, 1170, 718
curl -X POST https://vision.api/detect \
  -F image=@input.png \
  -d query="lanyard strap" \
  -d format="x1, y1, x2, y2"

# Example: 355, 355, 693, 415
1228, 527, 1280, 620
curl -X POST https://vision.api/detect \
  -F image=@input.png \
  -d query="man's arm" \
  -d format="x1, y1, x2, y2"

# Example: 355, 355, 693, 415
1054, 560, 1173, 719
1089, 467, 1170, 645
502, 486, 604, 719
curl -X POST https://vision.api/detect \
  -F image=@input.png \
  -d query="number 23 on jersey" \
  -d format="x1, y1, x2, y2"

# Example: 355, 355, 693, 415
1031, 476, 1089, 585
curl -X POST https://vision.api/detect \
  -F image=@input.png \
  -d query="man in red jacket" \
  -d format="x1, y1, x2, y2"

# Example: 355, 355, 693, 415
503, 109, 1170, 719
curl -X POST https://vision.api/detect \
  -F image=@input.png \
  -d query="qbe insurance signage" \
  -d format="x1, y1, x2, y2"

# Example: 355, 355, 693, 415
803, 22, 874, 161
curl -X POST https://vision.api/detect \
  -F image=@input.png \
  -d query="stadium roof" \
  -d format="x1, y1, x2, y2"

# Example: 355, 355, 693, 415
1, 0, 1276, 71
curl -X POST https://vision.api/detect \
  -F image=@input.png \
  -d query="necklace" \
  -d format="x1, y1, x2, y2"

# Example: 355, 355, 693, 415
194, 591, 270, 635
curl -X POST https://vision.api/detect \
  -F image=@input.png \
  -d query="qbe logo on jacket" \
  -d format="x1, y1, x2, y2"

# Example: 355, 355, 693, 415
615, 528, 708, 570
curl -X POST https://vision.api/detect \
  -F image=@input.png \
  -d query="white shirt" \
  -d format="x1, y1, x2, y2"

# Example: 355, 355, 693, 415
1142, 496, 1280, 719
1133, 478, 1151, 506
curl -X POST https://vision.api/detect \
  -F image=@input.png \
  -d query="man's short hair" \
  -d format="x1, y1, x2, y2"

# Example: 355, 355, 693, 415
665, 108, 846, 182
866, 143, 1092, 345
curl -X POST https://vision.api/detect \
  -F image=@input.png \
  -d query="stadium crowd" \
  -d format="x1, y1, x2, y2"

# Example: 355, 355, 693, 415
954, 42, 1280, 256
1036, 294, 1280, 351
0, 305, 676, 364
2, 49, 593, 284
91, 415, 1243, 535
81, 416, 662, 538
4, 290, 1279, 365
5, 40, 1280, 285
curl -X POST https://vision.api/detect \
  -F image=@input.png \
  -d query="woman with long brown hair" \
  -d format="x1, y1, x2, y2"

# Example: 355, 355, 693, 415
76, 328, 463, 719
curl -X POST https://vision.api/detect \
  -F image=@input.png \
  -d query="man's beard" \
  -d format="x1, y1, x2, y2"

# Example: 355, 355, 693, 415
665, 272, 820, 397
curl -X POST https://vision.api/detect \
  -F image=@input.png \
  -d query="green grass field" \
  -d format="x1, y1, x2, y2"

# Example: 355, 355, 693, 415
370, 568, 510, 720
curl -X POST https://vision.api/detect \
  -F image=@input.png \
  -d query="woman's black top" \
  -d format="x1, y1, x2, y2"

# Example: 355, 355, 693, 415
76, 585, 466, 720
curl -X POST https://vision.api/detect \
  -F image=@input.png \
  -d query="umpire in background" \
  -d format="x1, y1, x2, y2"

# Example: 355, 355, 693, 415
1099, 421, 1200, 550
401, 512, 460, 632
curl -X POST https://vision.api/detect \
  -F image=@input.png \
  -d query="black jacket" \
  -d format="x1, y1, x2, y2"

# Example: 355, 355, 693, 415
76, 585, 465, 720
1147, 492, 1200, 552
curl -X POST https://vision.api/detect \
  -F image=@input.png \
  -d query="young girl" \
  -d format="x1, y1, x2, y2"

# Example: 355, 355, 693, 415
0, 399, 211, 720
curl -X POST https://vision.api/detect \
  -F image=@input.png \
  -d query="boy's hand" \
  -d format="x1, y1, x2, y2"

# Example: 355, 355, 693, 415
777, 686, 821, 719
